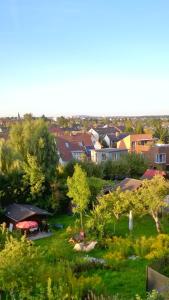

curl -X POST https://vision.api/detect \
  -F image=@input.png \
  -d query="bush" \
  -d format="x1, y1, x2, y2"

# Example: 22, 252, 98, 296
104, 236, 133, 258
146, 234, 169, 260
133, 236, 154, 257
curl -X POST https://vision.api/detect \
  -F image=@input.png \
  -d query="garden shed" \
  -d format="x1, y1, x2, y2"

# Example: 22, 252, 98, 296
5, 203, 51, 232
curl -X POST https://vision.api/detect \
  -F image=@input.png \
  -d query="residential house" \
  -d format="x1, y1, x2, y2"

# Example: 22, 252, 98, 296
89, 125, 125, 144
145, 144, 169, 170
117, 134, 155, 153
90, 148, 128, 164
56, 133, 94, 164
103, 133, 129, 148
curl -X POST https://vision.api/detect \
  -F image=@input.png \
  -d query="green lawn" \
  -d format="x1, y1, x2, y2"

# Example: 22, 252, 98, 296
35, 214, 169, 299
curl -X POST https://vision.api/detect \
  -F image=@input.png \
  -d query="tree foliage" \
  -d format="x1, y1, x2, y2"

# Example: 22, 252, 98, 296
137, 175, 169, 233
87, 175, 169, 236
9, 118, 58, 180
23, 154, 45, 198
0, 118, 59, 209
153, 121, 169, 144
67, 164, 91, 229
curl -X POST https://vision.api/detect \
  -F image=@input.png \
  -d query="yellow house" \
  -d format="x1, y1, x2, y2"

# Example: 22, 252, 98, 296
117, 134, 154, 153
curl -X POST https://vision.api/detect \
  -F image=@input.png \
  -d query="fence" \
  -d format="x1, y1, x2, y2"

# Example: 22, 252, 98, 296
146, 267, 169, 299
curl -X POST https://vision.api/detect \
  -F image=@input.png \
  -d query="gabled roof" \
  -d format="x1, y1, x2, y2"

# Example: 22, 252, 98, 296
141, 169, 167, 180
69, 133, 93, 147
114, 178, 142, 191
5, 204, 51, 222
56, 133, 94, 162
49, 126, 64, 136
93, 126, 124, 135
106, 133, 129, 142
56, 136, 85, 162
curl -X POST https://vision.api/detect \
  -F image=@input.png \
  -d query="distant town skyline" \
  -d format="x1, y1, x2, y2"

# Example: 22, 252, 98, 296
0, 0, 169, 116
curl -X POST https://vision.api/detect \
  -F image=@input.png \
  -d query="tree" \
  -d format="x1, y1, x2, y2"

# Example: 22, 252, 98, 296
87, 187, 137, 237
23, 113, 33, 121
0, 140, 19, 174
124, 118, 133, 132
103, 153, 148, 180
0, 118, 59, 209
122, 153, 148, 178
67, 164, 91, 230
135, 121, 144, 134
57, 116, 69, 128
137, 175, 169, 233
153, 120, 169, 144
23, 154, 45, 199
9, 118, 58, 180
87, 194, 112, 238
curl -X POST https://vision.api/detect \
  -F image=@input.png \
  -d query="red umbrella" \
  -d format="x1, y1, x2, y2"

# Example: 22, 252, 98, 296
16, 221, 38, 230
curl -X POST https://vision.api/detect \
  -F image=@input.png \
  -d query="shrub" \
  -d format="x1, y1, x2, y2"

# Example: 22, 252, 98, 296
133, 236, 154, 257
146, 234, 169, 260
107, 236, 133, 258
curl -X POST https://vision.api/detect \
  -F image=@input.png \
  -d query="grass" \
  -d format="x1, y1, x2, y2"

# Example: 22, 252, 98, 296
35, 214, 169, 299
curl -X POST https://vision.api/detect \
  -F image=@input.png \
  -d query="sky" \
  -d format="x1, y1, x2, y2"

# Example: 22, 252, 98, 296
0, 0, 169, 117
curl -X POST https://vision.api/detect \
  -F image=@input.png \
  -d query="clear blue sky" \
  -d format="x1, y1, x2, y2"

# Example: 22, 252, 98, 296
0, 0, 169, 116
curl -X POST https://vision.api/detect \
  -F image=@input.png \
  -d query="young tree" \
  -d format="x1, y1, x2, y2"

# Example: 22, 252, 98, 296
87, 187, 136, 237
67, 164, 91, 230
87, 194, 112, 238
137, 175, 169, 233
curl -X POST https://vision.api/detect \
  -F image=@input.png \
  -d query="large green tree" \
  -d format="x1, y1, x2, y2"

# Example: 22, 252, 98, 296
137, 175, 169, 233
0, 118, 59, 208
9, 118, 58, 180
67, 164, 91, 230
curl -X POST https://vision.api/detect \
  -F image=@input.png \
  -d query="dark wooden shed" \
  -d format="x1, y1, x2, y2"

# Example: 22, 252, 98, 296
5, 203, 51, 231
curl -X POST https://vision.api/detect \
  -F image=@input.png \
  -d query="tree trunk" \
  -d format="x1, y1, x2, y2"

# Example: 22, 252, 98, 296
151, 211, 161, 233
129, 210, 133, 232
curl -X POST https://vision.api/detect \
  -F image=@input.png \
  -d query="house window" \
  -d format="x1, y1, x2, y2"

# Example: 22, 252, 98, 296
101, 153, 107, 161
112, 153, 118, 161
155, 153, 166, 163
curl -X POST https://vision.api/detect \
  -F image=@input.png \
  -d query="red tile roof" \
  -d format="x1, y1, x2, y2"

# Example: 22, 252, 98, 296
130, 134, 153, 142
57, 133, 93, 146
56, 136, 85, 162
49, 126, 64, 136
141, 169, 166, 180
